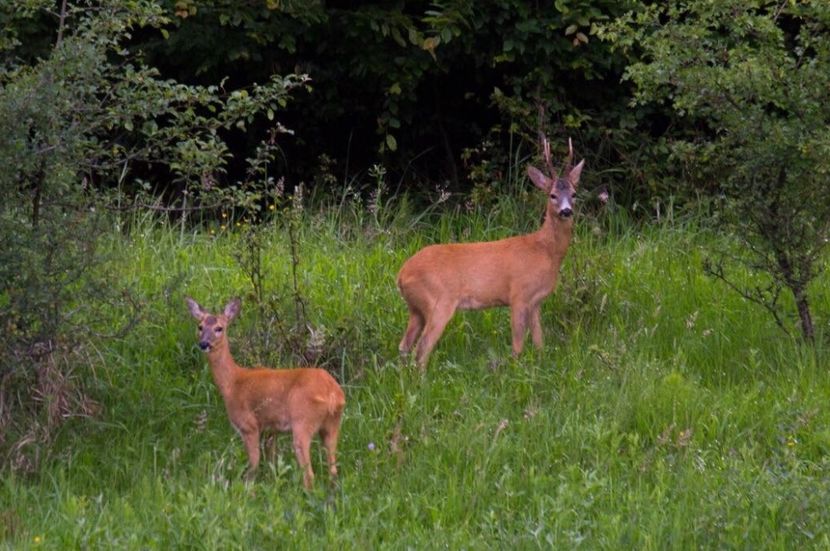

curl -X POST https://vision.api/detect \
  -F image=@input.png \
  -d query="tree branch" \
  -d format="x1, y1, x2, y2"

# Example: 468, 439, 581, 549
703, 257, 791, 337
55, 0, 69, 48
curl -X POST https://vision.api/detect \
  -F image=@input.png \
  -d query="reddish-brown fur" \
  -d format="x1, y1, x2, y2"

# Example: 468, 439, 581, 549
186, 297, 345, 488
397, 138, 584, 367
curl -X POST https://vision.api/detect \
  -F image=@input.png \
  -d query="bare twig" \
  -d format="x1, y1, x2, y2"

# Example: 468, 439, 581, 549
55, 0, 69, 47
772, 0, 789, 22
703, 258, 791, 337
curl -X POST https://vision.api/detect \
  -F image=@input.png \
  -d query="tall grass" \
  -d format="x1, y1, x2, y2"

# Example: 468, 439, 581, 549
2, 194, 829, 549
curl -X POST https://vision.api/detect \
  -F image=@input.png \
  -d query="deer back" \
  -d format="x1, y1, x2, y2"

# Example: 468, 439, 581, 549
398, 139, 584, 309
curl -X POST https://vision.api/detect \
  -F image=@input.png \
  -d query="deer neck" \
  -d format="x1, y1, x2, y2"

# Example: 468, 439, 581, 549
537, 207, 574, 256
205, 341, 240, 399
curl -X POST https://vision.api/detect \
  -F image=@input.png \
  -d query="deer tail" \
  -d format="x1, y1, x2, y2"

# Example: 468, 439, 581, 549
315, 391, 345, 416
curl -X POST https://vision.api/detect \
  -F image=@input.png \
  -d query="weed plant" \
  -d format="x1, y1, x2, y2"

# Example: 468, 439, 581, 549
1, 193, 829, 549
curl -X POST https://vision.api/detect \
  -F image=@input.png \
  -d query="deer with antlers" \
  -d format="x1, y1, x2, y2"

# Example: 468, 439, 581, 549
396, 135, 584, 368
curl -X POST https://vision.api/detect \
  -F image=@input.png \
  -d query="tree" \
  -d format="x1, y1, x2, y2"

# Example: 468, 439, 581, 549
0, 0, 305, 469
602, 0, 830, 340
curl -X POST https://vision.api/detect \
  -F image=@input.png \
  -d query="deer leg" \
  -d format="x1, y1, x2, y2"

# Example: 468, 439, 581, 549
399, 308, 425, 354
319, 420, 341, 479
510, 303, 531, 356
530, 305, 544, 349
264, 433, 278, 464
239, 428, 261, 481
415, 301, 456, 368
292, 429, 315, 489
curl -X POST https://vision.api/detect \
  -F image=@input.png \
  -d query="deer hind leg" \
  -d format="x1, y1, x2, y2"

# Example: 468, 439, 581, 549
319, 416, 342, 479
510, 303, 532, 357
399, 308, 425, 355
415, 301, 456, 368
529, 305, 544, 349
292, 428, 315, 489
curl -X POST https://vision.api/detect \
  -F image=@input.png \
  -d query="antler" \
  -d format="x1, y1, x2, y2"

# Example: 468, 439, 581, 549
539, 129, 577, 178
540, 132, 558, 178
562, 137, 574, 175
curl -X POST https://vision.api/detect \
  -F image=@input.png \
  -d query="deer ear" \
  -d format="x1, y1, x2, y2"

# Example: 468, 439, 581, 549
527, 166, 551, 191
186, 297, 204, 320
568, 159, 585, 188
224, 298, 241, 321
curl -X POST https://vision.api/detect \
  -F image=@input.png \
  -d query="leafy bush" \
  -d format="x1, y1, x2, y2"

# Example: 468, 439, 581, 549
0, 0, 304, 470
603, 0, 830, 340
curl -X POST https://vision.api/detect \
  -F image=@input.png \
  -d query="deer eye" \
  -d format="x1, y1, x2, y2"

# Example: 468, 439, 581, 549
198, 325, 203, 331
215, 327, 223, 333
550, 193, 558, 200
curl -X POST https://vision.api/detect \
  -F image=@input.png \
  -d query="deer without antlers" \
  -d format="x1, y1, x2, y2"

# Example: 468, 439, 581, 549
397, 136, 585, 368
186, 297, 345, 489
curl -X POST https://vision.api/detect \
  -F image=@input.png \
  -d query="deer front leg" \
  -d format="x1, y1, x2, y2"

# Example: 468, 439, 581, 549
239, 427, 261, 481
510, 303, 531, 356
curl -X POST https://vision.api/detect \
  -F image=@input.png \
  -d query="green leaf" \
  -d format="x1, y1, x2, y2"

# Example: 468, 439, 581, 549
391, 27, 406, 47
386, 134, 398, 151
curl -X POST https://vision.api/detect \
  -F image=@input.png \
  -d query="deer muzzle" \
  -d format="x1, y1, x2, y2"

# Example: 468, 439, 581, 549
558, 194, 574, 218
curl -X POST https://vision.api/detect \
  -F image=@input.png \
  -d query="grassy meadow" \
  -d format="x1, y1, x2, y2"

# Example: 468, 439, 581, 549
3, 193, 830, 549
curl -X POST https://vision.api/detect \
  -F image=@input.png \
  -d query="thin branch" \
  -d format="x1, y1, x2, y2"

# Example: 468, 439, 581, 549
132, 200, 226, 213
703, 259, 791, 337
772, 0, 788, 22
55, 0, 69, 48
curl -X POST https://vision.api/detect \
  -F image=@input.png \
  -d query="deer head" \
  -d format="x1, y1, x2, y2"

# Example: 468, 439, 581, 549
186, 297, 241, 352
527, 135, 585, 220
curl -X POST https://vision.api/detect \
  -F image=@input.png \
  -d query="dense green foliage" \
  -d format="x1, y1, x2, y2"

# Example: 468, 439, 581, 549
602, 0, 830, 339
6, 0, 662, 198
2, 200, 829, 548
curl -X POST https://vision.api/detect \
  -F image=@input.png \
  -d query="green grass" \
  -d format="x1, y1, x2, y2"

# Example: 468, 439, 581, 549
3, 196, 830, 549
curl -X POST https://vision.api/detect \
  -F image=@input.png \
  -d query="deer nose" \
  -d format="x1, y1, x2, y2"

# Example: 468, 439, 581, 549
559, 208, 573, 218
199, 341, 211, 351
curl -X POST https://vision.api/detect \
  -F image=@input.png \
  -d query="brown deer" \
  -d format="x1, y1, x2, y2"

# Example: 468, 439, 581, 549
185, 297, 345, 489
397, 136, 584, 368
